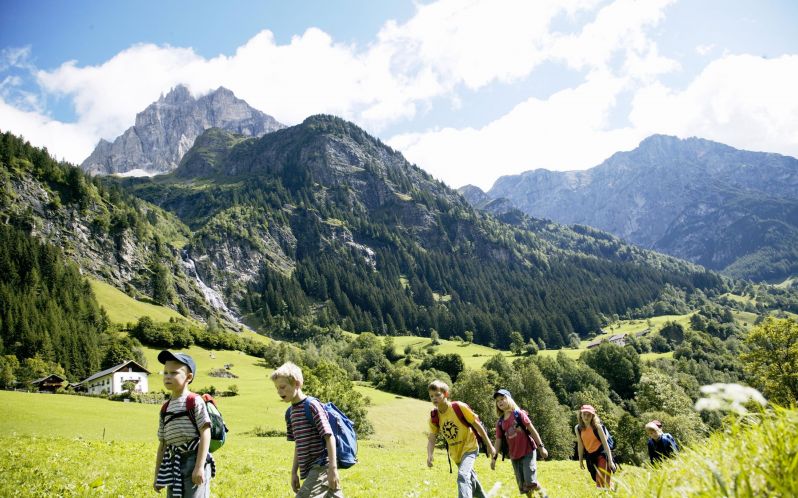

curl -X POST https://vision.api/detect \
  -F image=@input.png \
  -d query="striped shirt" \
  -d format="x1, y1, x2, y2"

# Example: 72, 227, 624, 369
158, 393, 211, 446
286, 397, 332, 479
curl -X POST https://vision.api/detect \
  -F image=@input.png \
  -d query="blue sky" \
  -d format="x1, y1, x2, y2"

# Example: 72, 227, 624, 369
1, 0, 797, 189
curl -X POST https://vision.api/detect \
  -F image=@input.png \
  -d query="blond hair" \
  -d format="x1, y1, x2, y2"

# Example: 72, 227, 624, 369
270, 362, 303, 386
428, 379, 450, 396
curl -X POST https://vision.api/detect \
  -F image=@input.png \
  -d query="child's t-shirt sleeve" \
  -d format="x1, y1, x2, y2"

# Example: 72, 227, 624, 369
519, 410, 532, 427
460, 403, 477, 424
286, 408, 295, 441
191, 397, 212, 429
157, 412, 165, 441
310, 399, 332, 437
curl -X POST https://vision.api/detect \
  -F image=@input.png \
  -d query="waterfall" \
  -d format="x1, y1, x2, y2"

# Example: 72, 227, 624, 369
181, 251, 238, 323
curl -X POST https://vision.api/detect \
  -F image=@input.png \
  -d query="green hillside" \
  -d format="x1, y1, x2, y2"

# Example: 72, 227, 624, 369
90, 278, 187, 324
0, 340, 627, 497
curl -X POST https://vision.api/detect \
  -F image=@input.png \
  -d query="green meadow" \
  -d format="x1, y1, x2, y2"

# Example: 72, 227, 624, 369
1, 342, 618, 497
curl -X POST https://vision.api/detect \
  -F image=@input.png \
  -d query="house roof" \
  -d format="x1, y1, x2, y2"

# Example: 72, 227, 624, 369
80, 360, 151, 385
30, 374, 66, 385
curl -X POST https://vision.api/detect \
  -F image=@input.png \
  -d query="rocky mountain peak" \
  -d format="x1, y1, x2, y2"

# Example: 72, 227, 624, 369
81, 86, 285, 176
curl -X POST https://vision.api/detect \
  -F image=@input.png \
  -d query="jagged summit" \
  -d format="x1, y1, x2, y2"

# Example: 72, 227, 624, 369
81, 85, 284, 176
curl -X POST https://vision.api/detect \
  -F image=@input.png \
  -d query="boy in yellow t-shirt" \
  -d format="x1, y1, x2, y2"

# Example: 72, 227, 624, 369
426, 380, 496, 498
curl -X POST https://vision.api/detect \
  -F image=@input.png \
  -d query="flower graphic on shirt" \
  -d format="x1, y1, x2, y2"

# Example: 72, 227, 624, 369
442, 420, 459, 441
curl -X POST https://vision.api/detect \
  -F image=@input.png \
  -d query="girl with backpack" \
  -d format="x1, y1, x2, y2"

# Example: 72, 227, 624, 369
490, 389, 548, 496
645, 420, 679, 464
575, 404, 615, 489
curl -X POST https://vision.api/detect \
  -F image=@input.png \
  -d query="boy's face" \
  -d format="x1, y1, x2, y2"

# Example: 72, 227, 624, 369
428, 389, 447, 408
273, 377, 300, 403
162, 360, 192, 393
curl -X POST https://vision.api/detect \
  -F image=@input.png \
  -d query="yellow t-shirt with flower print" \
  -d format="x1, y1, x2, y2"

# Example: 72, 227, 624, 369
429, 401, 479, 464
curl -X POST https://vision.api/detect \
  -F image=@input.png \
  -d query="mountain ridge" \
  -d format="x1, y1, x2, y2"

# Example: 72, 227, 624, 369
478, 135, 798, 282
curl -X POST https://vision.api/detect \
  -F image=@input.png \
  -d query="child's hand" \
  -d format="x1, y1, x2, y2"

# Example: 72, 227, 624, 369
489, 445, 497, 460
153, 479, 164, 493
427, 454, 434, 467
191, 466, 206, 486
327, 466, 340, 491
291, 472, 301, 493
538, 447, 549, 460
490, 457, 497, 470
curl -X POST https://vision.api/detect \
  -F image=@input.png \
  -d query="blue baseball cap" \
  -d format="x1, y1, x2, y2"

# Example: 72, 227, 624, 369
493, 388, 512, 399
158, 350, 196, 383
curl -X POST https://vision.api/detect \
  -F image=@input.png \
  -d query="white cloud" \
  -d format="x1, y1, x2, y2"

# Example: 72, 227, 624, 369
390, 71, 644, 190
2, 0, 795, 195
630, 54, 798, 157
0, 97, 98, 162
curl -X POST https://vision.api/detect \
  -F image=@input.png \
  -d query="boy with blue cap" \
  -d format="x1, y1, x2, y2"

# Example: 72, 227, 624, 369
153, 350, 215, 497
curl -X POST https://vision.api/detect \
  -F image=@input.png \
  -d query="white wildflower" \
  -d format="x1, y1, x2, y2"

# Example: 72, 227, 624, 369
694, 383, 767, 414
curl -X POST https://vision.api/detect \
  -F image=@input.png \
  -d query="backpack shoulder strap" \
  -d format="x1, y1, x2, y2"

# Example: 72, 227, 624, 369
185, 392, 200, 434
430, 408, 440, 428
302, 396, 317, 427
160, 399, 170, 417
450, 402, 470, 427
514, 409, 532, 436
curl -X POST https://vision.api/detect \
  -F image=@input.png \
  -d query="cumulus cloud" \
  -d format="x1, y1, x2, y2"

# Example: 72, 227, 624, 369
0, 0, 795, 192
630, 54, 798, 157
390, 71, 644, 190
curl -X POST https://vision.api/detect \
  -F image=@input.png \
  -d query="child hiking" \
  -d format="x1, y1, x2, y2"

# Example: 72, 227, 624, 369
426, 379, 496, 498
153, 351, 215, 497
645, 420, 679, 464
490, 389, 548, 496
575, 404, 615, 489
271, 362, 344, 498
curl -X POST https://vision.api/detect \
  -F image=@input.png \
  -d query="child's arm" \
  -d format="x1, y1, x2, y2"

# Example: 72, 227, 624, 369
490, 433, 501, 470
153, 440, 165, 492
474, 420, 497, 460
575, 426, 585, 469
291, 447, 300, 493
426, 432, 437, 467
596, 425, 615, 470
192, 424, 211, 485
525, 422, 548, 459
324, 433, 340, 490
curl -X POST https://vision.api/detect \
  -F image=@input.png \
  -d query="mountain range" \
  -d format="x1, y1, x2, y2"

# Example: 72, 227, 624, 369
80, 85, 284, 176
461, 135, 798, 282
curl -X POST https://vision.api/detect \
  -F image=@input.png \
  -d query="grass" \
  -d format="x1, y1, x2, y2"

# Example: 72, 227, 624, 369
90, 278, 186, 324
614, 407, 798, 497
1, 342, 637, 497
390, 335, 512, 369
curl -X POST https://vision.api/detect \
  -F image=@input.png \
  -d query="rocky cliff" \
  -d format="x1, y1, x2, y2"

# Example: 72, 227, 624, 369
81, 85, 284, 175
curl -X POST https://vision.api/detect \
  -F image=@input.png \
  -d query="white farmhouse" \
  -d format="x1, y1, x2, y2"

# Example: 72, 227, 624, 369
80, 360, 151, 395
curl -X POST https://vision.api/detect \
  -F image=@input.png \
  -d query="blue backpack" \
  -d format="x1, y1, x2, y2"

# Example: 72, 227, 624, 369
286, 396, 358, 469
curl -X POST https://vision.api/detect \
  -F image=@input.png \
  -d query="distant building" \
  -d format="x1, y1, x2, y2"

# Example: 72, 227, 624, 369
30, 374, 66, 392
607, 334, 627, 346
79, 360, 151, 395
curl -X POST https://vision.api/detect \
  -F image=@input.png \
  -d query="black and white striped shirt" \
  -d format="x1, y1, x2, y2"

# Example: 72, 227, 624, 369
158, 393, 211, 445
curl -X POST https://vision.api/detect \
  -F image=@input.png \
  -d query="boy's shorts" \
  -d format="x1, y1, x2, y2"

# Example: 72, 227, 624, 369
296, 464, 345, 498
511, 450, 538, 493
166, 451, 212, 498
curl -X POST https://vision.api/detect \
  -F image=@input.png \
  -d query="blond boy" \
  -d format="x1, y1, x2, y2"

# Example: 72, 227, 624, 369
271, 362, 343, 498
427, 380, 496, 498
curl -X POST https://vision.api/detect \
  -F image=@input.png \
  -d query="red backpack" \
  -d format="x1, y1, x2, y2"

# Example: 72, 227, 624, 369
431, 401, 488, 473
